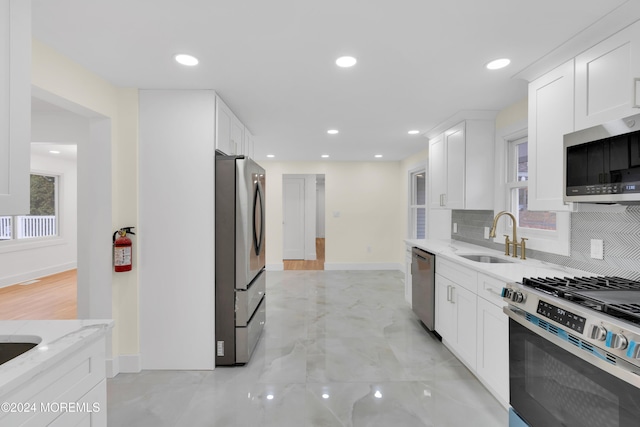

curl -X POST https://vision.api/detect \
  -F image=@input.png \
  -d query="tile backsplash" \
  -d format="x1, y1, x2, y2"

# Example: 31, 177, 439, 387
451, 207, 640, 281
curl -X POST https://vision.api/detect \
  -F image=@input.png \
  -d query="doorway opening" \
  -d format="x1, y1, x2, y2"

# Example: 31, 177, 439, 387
282, 174, 325, 270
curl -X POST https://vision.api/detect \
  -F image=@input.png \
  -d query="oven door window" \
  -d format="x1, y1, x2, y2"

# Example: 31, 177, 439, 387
509, 319, 640, 427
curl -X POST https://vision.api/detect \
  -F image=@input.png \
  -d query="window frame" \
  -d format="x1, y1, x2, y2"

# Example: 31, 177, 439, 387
494, 123, 570, 256
408, 166, 427, 239
0, 170, 64, 252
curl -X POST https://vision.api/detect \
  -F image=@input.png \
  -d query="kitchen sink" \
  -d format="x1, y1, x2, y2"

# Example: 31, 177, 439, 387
457, 254, 515, 264
0, 337, 41, 365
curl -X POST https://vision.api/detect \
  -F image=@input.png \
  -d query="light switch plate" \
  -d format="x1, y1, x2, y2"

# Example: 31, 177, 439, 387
484, 227, 490, 239
590, 239, 604, 260
453, 223, 458, 233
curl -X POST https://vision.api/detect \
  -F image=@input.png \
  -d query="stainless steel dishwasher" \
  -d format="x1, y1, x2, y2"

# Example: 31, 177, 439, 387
411, 247, 436, 331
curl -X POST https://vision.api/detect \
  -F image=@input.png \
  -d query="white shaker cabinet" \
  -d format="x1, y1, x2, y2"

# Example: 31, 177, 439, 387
428, 134, 446, 209
0, 0, 30, 215
243, 128, 255, 158
575, 21, 640, 131
434, 258, 478, 371
405, 244, 413, 305
215, 96, 244, 156
476, 273, 509, 406
528, 59, 574, 212
428, 120, 494, 210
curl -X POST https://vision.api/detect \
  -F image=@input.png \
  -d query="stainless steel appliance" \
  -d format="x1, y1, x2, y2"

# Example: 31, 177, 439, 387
215, 153, 266, 365
411, 247, 436, 331
502, 276, 640, 427
564, 112, 640, 204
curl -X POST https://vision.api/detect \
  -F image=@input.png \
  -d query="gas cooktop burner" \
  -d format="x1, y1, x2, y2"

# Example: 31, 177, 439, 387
522, 276, 640, 325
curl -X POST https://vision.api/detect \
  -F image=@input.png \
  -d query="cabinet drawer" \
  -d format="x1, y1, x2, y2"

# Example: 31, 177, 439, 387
436, 257, 477, 293
478, 273, 507, 307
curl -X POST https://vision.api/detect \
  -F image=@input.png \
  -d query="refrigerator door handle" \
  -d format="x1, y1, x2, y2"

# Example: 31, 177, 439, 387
253, 180, 265, 256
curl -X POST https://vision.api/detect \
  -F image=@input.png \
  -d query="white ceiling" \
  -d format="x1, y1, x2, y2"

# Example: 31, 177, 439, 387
31, 0, 637, 161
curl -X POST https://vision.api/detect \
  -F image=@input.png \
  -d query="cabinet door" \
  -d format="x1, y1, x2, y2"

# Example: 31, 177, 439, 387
230, 116, 244, 156
453, 284, 477, 370
405, 246, 412, 305
428, 134, 446, 209
0, 0, 30, 215
575, 22, 640, 130
243, 128, 254, 158
528, 59, 574, 212
445, 122, 466, 209
434, 274, 456, 342
477, 297, 509, 405
215, 98, 234, 155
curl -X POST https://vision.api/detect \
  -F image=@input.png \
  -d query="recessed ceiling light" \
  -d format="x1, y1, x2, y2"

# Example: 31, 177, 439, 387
408, 130, 420, 135
375, 154, 383, 158
336, 56, 357, 68
327, 129, 339, 135
174, 54, 199, 66
321, 154, 330, 158
49, 150, 61, 154
266, 154, 275, 158
486, 58, 510, 70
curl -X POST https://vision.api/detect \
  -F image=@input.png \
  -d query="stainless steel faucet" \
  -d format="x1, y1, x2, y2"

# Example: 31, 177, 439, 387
489, 211, 527, 259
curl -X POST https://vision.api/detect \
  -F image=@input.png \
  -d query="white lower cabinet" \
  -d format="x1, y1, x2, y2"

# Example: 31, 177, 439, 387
435, 276, 477, 370
435, 258, 508, 408
405, 245, 413, 305
476, 296, 509, 405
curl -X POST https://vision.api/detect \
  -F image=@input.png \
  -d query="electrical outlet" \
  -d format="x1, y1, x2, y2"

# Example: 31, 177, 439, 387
590, 239, 604, 260
484, 227, 490, 239
453, 223, 458, 233
367, 246, 372, 253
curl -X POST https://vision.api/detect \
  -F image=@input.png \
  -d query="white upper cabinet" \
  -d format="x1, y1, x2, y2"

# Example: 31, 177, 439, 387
242, 127, 254, 158
575, 21, 640, 131
428, 119, 494, 210
528, 60, 574, 212
215, 96, 244, 156
428, 134, 445, 209
0, 0, 31, 215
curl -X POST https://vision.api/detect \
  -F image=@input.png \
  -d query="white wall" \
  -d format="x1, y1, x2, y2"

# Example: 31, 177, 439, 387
0, 150, 78, 287
264, 161, 404, 271
138, 90, 215, 370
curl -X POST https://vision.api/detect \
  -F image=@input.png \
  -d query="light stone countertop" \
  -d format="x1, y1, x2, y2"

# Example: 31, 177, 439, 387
0, 319, 114, 397
405, 238, 595, 283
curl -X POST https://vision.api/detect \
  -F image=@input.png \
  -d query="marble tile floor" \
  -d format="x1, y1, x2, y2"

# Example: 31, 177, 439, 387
108, 270, 508, 426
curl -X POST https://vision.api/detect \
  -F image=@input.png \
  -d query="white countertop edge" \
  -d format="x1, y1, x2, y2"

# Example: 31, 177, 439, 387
405, 238, 596, 283
0, 319, 114, 397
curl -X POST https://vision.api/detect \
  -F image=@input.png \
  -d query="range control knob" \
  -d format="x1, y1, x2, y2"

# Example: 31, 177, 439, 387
610, 333, 628, 350
588, 325, 607, 341
511, 292, 525, 303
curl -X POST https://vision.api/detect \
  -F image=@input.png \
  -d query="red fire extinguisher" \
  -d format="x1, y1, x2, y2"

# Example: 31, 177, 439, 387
113, 227, 135, 272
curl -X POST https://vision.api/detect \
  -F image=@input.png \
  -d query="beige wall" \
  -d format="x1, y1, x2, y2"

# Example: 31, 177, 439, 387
496, 97, 527, 130
263, 161, 405, 269
32, 39, 139, 358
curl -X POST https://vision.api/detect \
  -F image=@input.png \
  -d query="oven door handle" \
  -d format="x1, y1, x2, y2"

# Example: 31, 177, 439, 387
503, 305, 640, 389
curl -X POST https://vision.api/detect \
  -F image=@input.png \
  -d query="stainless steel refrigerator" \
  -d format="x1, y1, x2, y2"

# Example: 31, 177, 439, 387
215, 153, 266, 365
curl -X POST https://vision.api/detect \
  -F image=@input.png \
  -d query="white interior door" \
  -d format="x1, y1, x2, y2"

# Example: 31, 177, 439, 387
283, 177, 305, 259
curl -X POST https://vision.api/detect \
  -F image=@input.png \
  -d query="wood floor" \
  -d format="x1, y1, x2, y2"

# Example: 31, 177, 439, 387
0, 269, 77, 320
283, 238, 325, 270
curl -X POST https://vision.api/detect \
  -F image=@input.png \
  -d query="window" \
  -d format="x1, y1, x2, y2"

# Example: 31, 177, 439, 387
507, 138, 556, 232
409, 169, 426, 239
0, 173, 59, 241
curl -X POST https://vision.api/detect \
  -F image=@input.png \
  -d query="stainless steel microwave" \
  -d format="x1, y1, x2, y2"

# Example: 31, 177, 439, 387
564, 113, 640, 203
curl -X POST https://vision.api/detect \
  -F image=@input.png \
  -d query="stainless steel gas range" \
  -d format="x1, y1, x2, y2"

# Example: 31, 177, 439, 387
502, 276, 640, 427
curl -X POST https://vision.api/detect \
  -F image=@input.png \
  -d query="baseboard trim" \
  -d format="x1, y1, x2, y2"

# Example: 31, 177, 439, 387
266, 263, 284, 271
0, 262, 77, 289
108, 354, 142, 377
324, 262, 403, 271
